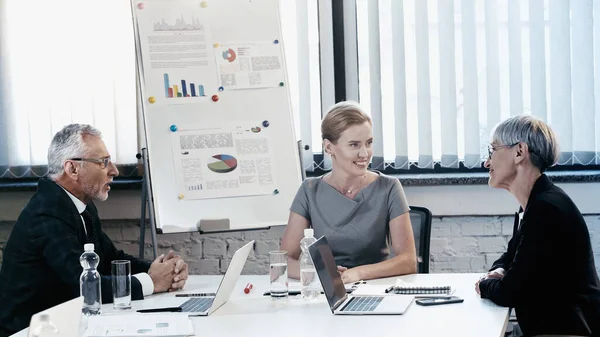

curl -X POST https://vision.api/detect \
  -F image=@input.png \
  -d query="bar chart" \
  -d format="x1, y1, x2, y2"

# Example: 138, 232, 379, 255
163, 73, 206, 98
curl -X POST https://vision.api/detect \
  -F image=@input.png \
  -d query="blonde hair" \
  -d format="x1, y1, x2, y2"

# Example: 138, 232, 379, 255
321, 101, 372, 144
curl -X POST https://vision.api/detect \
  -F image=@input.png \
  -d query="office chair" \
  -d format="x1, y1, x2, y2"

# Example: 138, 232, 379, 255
408, 206, 432, 273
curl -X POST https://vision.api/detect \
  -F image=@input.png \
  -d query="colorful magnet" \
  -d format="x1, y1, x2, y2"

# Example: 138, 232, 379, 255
200, 1, 208, 8
262, 120, 270, 128
218, 86, 224, 91
211, 94, 219, 102
273, 39, 279, 44
170, 125, 178, 132
273, 189, 279, 195
178, 194, 185, 200
251, 127, 261, 133
137, 2, 144, 9
279, 82, 284, 87
213, 43, 219, 48
148, 96, 156, 104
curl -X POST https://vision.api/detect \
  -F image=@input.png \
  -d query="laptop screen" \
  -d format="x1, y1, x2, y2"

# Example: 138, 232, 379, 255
308, 236, 347, 311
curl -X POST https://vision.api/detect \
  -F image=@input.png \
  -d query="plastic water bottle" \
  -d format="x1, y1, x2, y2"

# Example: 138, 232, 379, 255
80, 243, 102, 316
31, 313, 59, 337
300, 228, 319, 299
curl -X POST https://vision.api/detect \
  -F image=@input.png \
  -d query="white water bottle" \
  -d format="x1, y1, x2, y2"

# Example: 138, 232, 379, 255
300, 229, 319, 299
80, 243, 102, 316
31, 314, 59, 337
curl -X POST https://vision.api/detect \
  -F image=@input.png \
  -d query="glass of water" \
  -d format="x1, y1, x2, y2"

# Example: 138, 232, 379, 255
269, 250, 288, 299
111, 260, 131, 310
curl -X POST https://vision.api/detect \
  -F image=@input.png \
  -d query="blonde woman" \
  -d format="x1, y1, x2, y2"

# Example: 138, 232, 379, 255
281, 101, 417, 283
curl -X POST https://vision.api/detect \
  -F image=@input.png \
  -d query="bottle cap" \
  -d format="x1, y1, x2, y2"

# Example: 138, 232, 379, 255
84, 243, 94, 251
304, 228, 314, 238
38, 313, 49, 322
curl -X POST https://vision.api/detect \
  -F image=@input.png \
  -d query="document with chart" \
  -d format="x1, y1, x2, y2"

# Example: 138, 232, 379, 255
215, 42, 284, 90
134, 0, 218, 105
170, 121, 277, 199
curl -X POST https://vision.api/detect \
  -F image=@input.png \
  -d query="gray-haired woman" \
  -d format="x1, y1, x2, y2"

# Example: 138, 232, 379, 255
476, 115, 600, 337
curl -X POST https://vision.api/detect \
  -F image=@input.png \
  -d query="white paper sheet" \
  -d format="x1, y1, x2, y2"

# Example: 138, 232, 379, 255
215, 42, 284, 89
171, 122, 277, 199
135, 0, 218, 105
83, 314, 193, 337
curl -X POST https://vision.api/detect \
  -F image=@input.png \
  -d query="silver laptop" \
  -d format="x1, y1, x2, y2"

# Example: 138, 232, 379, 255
140, 240, 254, 316
308, 236, 413, 315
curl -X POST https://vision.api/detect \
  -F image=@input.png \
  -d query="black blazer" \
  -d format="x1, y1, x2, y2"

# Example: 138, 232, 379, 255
480, 174, 600, 337
0, 179, 152, 336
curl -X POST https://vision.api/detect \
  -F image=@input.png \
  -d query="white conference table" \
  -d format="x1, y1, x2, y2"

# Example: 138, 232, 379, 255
15, 273, 509, 337
108, 273, 509, 337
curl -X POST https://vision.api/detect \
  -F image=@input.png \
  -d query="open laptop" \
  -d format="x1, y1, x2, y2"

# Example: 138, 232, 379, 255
308, 236, 413, 315
139, 240, 254, 316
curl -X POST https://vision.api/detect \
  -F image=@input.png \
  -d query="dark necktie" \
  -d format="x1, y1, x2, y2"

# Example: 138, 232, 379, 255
81, 209, 96, 244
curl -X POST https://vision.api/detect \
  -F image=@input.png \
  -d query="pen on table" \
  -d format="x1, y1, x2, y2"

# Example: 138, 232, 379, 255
263, 289, 352, 296
137, 307, 182, 313
384, 286, 395, 293
263, 290, 302, 296
244, 283, 253, 294
175, 292, 216, 297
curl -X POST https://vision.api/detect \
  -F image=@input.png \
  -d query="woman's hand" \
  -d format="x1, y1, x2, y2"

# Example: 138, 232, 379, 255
338, 266, 362, 284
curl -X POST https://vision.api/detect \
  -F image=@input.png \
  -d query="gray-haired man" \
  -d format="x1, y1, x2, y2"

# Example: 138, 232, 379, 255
0, 124, 188, 336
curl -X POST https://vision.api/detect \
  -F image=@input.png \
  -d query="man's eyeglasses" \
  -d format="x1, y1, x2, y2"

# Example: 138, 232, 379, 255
487, 143, 519, 160
69, 157, 112, 169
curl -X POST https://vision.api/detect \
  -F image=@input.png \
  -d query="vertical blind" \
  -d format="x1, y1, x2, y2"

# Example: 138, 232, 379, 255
0, 0, 323, 178
1, 0, 598, 179
307, 0, 599, 170
0, 0, 138, 178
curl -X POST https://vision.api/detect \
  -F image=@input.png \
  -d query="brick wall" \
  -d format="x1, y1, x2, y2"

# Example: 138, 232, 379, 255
1, 215, 599, 275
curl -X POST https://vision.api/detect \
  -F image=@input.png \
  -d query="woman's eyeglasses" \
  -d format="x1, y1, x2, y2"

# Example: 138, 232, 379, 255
487, 143, 519, 160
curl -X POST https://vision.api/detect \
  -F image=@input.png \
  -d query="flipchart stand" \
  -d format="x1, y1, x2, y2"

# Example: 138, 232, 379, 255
137, 148, 159, 260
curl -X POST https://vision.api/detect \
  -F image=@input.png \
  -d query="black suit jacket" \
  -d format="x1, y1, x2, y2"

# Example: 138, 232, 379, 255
480, 174, 600, 337
0, 179, 151, 336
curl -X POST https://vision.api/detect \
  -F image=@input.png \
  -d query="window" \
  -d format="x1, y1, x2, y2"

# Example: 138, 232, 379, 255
0, 0, 322, 179
306, 0, 600, 172
0, 0, 138, 178
3, 0, 595, 180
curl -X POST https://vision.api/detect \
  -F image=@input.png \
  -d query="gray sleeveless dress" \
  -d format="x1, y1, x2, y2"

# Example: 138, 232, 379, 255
290, 171, 410, 268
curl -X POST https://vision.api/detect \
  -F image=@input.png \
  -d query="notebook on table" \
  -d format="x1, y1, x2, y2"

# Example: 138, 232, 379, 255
391, 279, 452, 295
308, 236, 413, 315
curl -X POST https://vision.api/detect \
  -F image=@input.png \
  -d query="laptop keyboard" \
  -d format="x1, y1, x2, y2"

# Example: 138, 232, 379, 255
181, 297, 214, 312
341, 296, 384, 312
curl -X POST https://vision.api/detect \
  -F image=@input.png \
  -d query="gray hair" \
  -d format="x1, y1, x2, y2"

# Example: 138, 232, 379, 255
492, 115, 559, 172
47, 124, 102, 180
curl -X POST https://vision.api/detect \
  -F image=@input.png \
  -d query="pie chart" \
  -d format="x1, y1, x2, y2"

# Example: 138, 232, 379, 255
222, 48, 236, 62
207, 154, 238, 173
